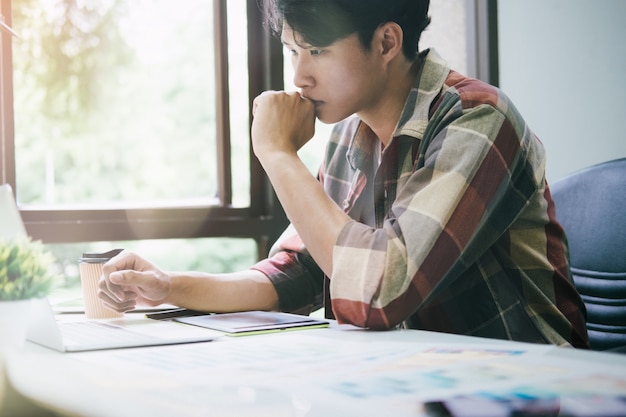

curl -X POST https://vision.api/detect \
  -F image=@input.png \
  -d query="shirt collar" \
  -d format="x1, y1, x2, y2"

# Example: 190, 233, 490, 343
346, 48, 451, 171
394, 48, 451, 140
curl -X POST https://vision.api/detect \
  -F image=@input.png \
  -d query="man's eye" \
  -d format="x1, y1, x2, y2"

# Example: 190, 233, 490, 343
309, 49, 323, 56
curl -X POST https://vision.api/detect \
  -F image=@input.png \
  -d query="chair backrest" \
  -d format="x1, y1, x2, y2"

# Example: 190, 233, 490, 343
550, 158, 626, 351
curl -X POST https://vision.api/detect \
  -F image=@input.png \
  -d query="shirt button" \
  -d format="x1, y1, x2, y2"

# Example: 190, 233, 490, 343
342, 199, 350, 210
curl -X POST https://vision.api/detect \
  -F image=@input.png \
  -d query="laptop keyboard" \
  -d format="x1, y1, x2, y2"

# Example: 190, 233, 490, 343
60, 321, 159, 345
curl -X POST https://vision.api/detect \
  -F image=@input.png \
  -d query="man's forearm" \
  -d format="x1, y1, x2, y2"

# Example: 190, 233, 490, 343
258, 151, 351, 276
167, 270, 279, 313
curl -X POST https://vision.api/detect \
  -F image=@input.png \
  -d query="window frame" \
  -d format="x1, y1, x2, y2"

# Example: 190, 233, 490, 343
0, 0, 288, 259
466, 0, 499, 87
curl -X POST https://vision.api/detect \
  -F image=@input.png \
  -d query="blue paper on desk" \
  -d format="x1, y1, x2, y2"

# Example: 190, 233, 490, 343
175, 311, 329, 336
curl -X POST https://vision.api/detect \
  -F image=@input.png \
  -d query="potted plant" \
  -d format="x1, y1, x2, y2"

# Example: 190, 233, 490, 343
0, 237, 57, 351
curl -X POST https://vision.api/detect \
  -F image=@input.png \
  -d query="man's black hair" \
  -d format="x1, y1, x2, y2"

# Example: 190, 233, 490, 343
264, 0, 431, 60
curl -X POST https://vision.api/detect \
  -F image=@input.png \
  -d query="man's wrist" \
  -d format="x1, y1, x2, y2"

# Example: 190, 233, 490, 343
256, 148, 301, 173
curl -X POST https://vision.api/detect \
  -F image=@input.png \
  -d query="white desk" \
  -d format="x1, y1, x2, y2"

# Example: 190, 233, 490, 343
2, 314, 626, 417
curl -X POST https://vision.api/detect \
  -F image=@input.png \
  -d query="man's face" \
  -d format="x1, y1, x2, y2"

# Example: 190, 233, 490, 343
281, 24, 387, 124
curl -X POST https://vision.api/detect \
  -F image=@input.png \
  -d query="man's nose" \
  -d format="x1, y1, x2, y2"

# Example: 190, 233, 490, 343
292, 55, 314, 89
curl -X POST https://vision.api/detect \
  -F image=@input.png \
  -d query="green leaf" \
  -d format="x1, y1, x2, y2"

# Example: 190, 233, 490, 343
0, 237, 57, 301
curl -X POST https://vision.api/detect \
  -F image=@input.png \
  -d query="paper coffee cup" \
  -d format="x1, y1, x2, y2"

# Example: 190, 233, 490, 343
78, 249, 124, 319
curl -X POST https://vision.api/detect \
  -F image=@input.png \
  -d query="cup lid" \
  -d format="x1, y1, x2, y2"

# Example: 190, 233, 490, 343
79, 248, 124, 263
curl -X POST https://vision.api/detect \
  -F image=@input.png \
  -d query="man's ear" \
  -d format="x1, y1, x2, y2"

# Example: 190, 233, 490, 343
378, 22, 403, 61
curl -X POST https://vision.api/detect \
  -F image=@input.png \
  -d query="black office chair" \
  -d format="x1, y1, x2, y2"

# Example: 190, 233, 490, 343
551, 158, 626, 352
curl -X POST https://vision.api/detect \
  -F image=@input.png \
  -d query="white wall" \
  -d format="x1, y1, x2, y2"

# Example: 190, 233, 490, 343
498, 0, 626, 182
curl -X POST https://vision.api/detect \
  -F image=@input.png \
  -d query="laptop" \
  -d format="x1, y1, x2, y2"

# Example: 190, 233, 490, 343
27, 298, 219, 352
0, 184, 27, 239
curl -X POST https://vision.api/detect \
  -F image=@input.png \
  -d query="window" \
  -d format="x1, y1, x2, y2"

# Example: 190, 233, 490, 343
421, 0, 498, 85
13, 1, 222, 207
1, 0, 288, 305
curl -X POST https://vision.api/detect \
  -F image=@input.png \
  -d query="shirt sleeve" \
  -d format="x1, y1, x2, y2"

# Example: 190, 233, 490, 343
329, 90, 544, 330
251, 224, 325, 314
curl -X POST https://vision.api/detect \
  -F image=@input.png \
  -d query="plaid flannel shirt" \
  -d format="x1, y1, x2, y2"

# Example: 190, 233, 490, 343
252, 49, 589, 348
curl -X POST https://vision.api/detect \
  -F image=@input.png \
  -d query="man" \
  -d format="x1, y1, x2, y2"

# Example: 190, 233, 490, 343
99, 0, 589, 348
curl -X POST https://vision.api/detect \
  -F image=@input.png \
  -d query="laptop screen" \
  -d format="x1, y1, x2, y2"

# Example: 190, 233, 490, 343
0, 184, 28, 239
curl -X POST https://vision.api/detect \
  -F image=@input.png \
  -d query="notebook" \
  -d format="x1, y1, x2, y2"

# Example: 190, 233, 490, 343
27, 298, 219, 352
175, 310, 329, 336
0, 184, 27, 240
